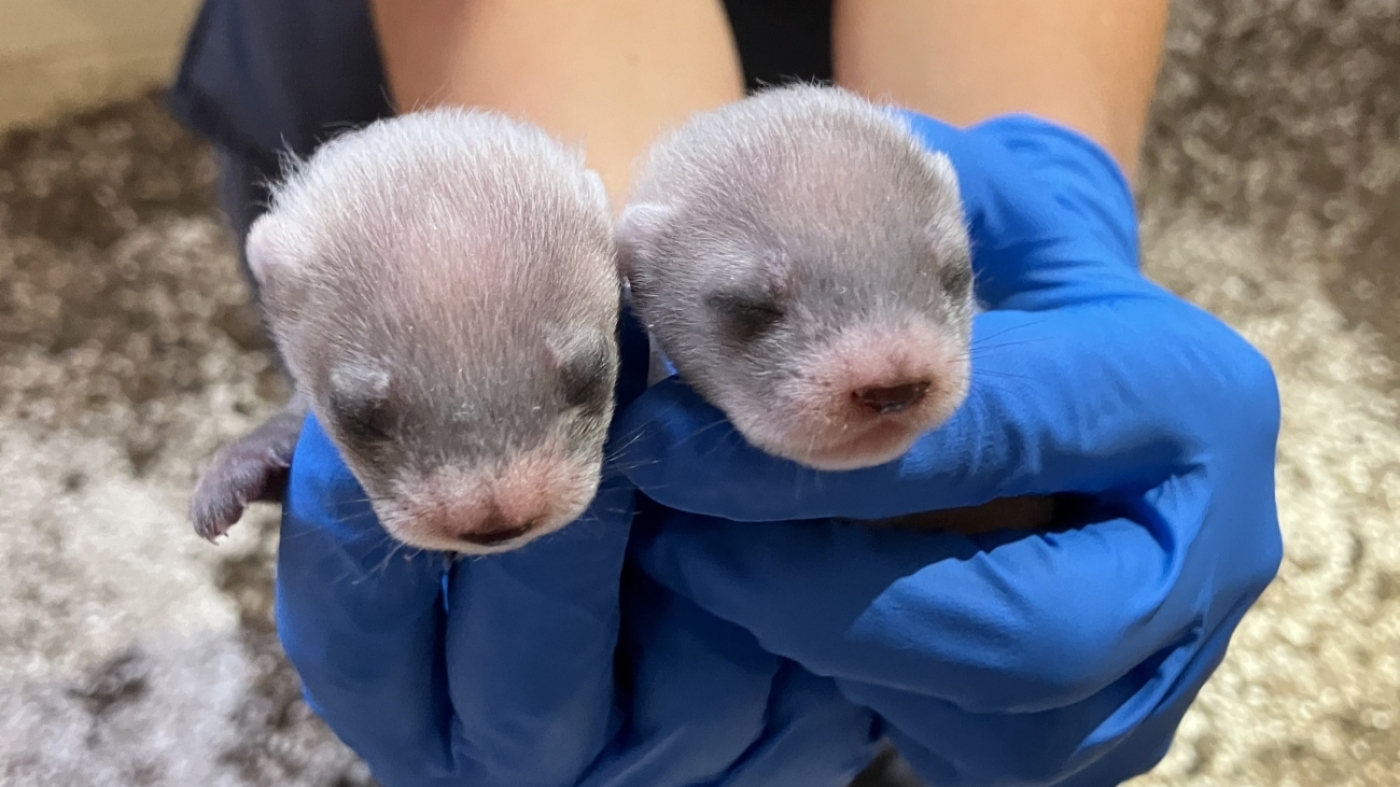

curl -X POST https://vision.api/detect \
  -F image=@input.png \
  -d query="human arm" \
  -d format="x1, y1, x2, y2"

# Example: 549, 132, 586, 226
833, 0, 1172, 182
368, 0, 744, 204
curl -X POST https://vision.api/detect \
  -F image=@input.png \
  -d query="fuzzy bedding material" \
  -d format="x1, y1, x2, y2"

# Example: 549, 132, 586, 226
1, 1, 1397, 785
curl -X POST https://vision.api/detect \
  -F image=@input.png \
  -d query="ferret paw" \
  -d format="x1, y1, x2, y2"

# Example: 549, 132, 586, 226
189, 414, 303, 542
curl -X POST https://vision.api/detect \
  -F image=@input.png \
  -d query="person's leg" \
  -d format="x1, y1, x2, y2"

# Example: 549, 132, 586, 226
369, 0, 746, 206
830, 0, 1172, 182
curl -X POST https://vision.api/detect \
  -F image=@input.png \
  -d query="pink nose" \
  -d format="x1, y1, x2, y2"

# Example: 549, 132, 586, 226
853, 381, 931, 415
455, 512, 541, 547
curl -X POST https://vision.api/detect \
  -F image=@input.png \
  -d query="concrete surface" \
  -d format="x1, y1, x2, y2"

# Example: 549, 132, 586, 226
0, 0, 200, 131
0, 1, 1397, 786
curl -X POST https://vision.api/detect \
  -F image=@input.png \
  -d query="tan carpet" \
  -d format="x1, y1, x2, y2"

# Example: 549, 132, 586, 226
1, 1, 1396, 785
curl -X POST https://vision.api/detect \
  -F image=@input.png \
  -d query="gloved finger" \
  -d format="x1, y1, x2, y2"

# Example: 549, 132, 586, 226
577, 502, 880, 787
844, 656, 1170, 786
702, 663, 881, 787
438, 467, 633, 785
576, 560, 786, 787
854, 595, 1249, 786
619, 295, 1272, 523
275, 413, 461, 786
630, 473, 1278, 716
582, 602, 878, 787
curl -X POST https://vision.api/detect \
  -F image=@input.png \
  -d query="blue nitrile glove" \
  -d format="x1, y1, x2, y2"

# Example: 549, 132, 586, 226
613, 113, 1285, 786
273, 312, 881, 787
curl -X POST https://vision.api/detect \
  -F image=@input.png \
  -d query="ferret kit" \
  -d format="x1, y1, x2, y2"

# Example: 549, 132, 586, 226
193, 107, 621, 554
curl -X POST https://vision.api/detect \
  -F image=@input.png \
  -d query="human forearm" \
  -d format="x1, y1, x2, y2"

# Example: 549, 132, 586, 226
368, 0, 745, 207
832, 0, 1171, 182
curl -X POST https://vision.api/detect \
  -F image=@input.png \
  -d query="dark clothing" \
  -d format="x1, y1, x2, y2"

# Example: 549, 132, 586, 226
168, 0, 833, 169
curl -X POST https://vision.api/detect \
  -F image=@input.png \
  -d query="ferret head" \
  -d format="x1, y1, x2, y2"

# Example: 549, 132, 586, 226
618, 85, 974, 471
246, 108, 620, 554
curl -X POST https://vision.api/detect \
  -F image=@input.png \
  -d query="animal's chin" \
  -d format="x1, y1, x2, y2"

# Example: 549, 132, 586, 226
384, 526, 548, 556
370, 461, 603, 555
744, 420, 926, 471
724, 396, 959, 472
374, 500, 589, 556
794, 431, 923, 470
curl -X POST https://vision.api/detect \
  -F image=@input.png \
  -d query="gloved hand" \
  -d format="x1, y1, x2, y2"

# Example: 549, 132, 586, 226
272, 313, 883, 787
274, 409, 635, 787
613, 112, 1285, 786
270, 306, 658, 787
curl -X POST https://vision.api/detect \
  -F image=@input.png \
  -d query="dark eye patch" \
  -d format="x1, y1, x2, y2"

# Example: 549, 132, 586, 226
327, 369, 395, 446
938, 260, 974, 301
707, 290, 785, 343
559, 338, 614, 416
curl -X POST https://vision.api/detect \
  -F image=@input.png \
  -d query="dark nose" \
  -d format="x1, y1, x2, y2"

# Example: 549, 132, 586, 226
853, 381, 931, 415
457, 515, 539, 547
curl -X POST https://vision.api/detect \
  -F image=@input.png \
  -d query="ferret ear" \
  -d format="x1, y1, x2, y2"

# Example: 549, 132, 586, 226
329, 361, 391, 396
614, 203, 675, 281
920, 150, 971, 241
584, 169, 611, 214
924, 150, 961, 194
243, 213, 302, 292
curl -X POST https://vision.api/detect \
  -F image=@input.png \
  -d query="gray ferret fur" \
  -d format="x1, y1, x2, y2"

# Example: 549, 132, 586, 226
192, 107, 621, 554
618, 84, 976, 472
618, 84, 1055, 532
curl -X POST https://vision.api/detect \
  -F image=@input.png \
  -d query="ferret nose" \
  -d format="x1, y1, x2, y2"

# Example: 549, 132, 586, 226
853, 381, 931, 415
456, 513, 540, 547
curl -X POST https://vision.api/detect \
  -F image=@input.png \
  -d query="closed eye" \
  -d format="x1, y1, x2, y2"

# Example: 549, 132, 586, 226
939, 260, 974, 300
559, 343, 614, 415
707, 290, 785, 343
332, 395, 395, 445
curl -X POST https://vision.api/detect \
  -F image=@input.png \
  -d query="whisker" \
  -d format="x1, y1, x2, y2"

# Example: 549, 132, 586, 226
602, 456, 667, 475
971, 370, 1043, 383
970, 318, 1049, 345
969, 338, 1058, 353
366, 539, 406, 579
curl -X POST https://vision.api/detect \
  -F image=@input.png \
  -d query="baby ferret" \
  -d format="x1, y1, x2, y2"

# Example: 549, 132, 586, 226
191, 107, 621, 554
618, 84, 1054, 533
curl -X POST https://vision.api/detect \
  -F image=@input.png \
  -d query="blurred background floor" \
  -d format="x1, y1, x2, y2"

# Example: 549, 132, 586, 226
1, 1, 1397, 785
